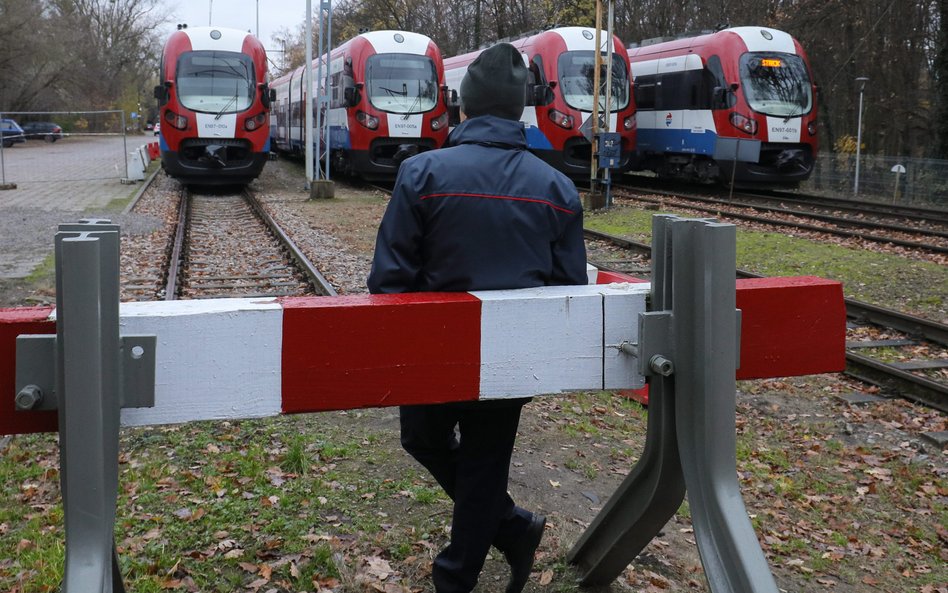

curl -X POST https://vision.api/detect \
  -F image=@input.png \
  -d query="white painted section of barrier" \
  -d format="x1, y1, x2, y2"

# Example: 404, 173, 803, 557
586, 263, 599, 284
601, 283, 650, 389
118, 298, 283, 426
473, 285, 637, 398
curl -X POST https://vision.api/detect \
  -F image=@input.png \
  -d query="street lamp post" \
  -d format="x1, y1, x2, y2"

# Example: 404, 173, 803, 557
854, 76, 869, 196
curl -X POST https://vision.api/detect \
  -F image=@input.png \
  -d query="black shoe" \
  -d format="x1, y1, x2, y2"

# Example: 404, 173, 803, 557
503, 513, 546, 593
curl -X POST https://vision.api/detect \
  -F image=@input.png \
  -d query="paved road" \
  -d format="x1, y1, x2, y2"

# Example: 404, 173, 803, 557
0, 135, 156, 278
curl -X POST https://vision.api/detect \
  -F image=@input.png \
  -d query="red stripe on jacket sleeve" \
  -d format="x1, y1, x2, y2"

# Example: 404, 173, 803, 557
420, 192, 576, 214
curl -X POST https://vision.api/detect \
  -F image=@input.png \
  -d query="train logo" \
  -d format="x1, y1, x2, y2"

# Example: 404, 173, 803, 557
665, 112, 673, 127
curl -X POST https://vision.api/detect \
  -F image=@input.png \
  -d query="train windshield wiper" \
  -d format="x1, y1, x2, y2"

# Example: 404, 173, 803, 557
215, 93, 238, 119
379, 86, 407, 96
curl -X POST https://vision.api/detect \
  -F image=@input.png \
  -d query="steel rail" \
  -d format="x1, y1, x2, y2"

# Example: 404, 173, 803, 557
243, 189, 337, 296
163, 186, 189, 300
617, 176, 948, 225
611, 191, 948, 254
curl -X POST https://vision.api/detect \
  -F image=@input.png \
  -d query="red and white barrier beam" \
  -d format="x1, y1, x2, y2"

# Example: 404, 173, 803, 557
0, 276, 844, 436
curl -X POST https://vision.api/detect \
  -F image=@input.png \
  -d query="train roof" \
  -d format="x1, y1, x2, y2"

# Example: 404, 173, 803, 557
627, 26, 799, 56
165, 26, 263, 53
269, 30, 439, 87
351, 30, 435, 55
446, 26, 626, 66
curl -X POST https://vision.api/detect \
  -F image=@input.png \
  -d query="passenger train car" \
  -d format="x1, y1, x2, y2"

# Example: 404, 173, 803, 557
270, 30, 450, 179
626, 26, 818, 186
154, 25, 273, 185
444, 27, 637, 179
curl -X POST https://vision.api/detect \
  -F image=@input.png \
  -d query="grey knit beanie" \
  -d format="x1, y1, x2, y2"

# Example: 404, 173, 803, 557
460, 43, 527, 120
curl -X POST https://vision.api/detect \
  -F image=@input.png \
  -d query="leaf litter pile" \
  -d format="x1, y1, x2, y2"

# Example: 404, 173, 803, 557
1, 162, 946, 592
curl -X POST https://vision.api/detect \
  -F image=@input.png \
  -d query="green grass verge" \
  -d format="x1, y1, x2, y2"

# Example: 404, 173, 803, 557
585, 206, 947, 319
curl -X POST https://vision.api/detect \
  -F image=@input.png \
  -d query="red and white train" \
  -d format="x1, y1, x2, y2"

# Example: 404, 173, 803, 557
444, 27, 637, 179
626, 26, 818, 186
154, 25, 273, 185
269, 30, 450, 179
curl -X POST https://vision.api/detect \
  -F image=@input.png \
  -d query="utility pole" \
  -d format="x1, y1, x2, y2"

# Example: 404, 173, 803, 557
304, 0, 314, 190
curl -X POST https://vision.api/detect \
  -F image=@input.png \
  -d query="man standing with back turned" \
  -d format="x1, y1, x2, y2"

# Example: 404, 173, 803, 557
367, 42, 587, 593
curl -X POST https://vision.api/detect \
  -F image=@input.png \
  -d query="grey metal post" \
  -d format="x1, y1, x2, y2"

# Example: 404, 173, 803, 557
0, 110, 8, 187
567, 215, 685, 583
671, 219, 776, 592
854, 77, 868, 196
568, 215, 778, 592
56, 226, 123, 592
121, 111, 128, 182
15, 220, 156, 593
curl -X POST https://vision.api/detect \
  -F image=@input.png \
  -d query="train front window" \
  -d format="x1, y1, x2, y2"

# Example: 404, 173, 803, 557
557, 51, 630, 112
739, 53, 812, 117
365, 54, 438, 114
176, 51, 255, 114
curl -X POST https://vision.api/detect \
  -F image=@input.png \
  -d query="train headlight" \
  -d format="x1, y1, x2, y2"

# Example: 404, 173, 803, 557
548, 109, 574, 130
431, 111, 449, 131
356, 110, 379, 130
164, 110, 188, 130
623, 116, 635, 131
244, 112, 268, 131
807, 121, 817, 135
728, 112, 758, 135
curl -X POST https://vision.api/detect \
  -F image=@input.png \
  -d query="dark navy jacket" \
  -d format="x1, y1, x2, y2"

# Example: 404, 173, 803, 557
367, 116, 587, 294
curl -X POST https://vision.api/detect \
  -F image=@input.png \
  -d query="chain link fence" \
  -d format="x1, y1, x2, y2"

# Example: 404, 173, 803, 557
0, 110, 137, 185
802, 152, 948, 209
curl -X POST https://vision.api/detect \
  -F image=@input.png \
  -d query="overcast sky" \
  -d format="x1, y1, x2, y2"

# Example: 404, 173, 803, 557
159, 0, 309, 49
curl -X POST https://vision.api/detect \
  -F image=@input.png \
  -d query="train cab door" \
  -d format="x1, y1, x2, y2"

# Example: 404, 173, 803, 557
654, 56, 687, 153
630, 58, 661, 153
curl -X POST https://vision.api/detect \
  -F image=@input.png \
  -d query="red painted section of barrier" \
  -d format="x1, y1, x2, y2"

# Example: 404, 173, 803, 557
598, 272, 847, 405
596, 270, 648, 284
281, 293, 483, 412
147, 142, 159, 160
0, 308, 57, 435
735, 276, 846, 379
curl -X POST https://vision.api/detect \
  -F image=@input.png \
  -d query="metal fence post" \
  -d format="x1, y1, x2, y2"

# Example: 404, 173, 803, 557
15, 220, 156, 593
568, 215, 778, 592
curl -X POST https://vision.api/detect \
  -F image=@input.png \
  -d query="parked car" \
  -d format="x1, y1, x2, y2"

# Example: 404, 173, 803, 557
153, 122, 160, 136
21, 121, 63, 142
0, 119, 25, 147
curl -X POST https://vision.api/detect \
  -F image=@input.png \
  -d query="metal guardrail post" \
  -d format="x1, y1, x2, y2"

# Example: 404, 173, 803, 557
14, 220, 156, 593
567, 215, 685, 583
569, 215, 778, 592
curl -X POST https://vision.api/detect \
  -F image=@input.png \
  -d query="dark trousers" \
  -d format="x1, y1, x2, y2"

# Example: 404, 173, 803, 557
399, 401, 534, 593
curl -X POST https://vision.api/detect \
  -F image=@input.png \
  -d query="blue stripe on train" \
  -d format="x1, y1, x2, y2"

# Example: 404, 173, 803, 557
637, 128, 718, 156
524, 126, 554, 150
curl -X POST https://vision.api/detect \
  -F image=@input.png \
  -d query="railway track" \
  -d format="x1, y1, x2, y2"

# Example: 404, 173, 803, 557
612, 180, 948, 255
165, 186, 336, 300
585, 227, 948, 413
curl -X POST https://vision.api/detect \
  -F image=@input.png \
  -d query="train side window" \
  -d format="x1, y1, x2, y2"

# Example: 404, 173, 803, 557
634, 74, 657, 110
658, 71, 683, 110
329, 71, 343, 108
706, 56, 734, 109
526, 57, 548, 107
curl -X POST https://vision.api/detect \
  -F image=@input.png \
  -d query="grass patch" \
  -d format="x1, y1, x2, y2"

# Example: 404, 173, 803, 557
585, 205, 947, 319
